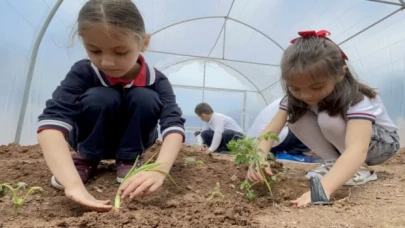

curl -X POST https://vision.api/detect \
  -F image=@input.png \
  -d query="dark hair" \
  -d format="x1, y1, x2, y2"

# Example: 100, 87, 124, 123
280, 36, 377, 123
77, 0, 146, 40
194, 103, 214, 115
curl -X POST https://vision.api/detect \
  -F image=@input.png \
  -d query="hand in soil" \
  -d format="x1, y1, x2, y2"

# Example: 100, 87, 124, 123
290, 190, 321, 208
117, 171, 165, 200
200, 145, 207, 151
246, 162, 273, 183
64, 186, 113, 212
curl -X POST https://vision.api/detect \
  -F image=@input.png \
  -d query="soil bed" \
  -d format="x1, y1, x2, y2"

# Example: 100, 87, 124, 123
1, 143, 404, 227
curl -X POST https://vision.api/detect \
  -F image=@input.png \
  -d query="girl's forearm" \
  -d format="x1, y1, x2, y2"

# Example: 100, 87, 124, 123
155, 133, 183, 173
321, 148, 367, 196
38, 130, 84, 189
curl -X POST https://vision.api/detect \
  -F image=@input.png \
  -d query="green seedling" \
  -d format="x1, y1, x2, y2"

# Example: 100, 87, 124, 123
114, 154, 180, 212
240, 180, 257, 201
0, 182, 43, 216
184, 157, 206, 166
227, 132, 279, 198
208, 182, 224, 200
192, 144, 200, 149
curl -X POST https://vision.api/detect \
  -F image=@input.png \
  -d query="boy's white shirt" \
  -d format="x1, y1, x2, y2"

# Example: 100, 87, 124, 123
205, 113, 244, 152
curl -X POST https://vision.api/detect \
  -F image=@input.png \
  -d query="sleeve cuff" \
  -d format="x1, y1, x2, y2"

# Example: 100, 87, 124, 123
37, 120, 72, 136
279, 104, 287, 111
161, 126, 185, 142
347, 113, 376, 123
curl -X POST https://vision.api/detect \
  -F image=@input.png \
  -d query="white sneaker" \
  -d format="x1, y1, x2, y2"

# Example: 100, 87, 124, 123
51, 176, 65, 190
305, 161, 335, 180
344, 166, 378, 186
306, 162, 378, 186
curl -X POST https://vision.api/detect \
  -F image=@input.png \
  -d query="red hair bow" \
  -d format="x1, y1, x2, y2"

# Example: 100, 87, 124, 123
290, 30, 348, 60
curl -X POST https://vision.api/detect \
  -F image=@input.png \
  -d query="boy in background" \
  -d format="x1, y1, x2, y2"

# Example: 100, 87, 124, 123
194, 102, 244, 153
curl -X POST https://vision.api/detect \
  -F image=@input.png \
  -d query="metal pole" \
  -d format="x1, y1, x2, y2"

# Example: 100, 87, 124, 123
172, 84, 257, 93
200, 62, 207, 129
339, 7, 403, 45
202, 62, 206, 101
147, 49, 279, 66
14, 0, 64, 143
366, 0, 403, 6
242, 91, 247, 131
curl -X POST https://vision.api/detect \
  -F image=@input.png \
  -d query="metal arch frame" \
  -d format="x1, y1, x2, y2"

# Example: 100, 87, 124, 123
158, 57, 268, 104
261, 0, 405, 95
12, 0, 405, 143
14, 0, 63, 143
367, 0, 404, 6
151, 16, 284, 51
150, 16, 285, 60
146, 49, 279, 66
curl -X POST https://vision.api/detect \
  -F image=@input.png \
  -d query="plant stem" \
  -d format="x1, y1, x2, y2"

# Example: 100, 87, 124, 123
22, 187, 42, 202
114, 195, 121, 212
257, 160, 273, 197
113, 153, 180, 212
13, 204, 19, 216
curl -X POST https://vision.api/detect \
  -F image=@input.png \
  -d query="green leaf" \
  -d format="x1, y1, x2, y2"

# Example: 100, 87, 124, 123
235, 154, 248, 165
240, 181, 250, 190
247, 191, 256, 201
268, 152, 276, 161
271, 175, 277, 182
184, 157, 196, 163
195, 160, 205, 166
0, 185, 9, 198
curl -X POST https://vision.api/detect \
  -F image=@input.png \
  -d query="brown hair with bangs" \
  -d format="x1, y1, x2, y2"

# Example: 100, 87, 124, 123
280, 36, 376, 123
76, 0, 146, 42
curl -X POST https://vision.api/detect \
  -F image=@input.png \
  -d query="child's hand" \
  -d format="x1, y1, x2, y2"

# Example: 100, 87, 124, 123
64, 185, 113, 212
117, 171, 166, 200
290, 190, 331, 207
201, 145, 208, 151
246, 162, 273, 183
290, 191, 311, 207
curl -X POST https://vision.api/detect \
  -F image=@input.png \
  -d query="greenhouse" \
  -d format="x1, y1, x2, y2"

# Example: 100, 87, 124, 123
0, 0, 405, 227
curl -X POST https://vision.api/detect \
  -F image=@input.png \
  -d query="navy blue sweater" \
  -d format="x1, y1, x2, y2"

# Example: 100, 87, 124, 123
37, 56, 186, 141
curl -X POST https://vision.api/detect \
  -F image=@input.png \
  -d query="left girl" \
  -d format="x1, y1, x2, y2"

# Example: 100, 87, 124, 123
37, 0, 185, 212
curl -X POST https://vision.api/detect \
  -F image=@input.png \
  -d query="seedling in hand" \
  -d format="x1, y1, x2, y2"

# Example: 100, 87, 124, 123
114, 154, 180, 212
0, 182, 43, 215
227, 132, 279, 198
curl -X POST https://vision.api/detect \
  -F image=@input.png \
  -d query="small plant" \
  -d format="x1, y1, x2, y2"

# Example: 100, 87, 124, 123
240, 180, 257, 201
208, 182, 224, 200
114, 154, 180, 212
0, 182, 43, 215
183, 157, 206, 166
227, 131, 279, 198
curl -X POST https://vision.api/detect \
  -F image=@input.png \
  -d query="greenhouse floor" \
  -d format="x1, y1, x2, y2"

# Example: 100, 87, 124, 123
0, 143, 404, 227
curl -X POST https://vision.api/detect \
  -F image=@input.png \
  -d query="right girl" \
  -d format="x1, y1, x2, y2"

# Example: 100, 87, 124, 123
248, 30, 400, 207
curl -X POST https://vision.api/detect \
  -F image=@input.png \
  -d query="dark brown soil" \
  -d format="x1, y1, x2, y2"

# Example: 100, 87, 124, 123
0, 143, 404, 227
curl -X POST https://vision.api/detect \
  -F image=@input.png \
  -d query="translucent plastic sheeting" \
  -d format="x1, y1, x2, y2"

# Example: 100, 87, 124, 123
0, 0, 54, 145
160, 59, 267, 132
1, 0, 405, 146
